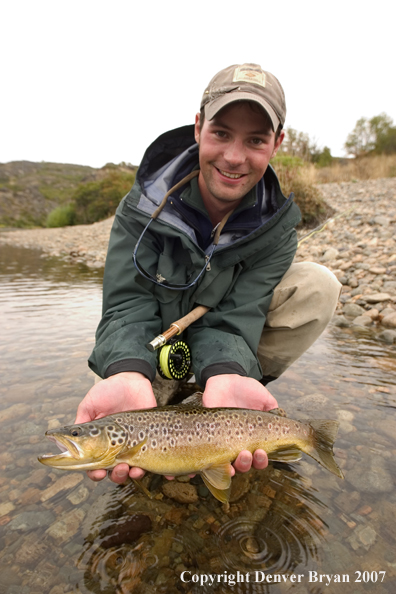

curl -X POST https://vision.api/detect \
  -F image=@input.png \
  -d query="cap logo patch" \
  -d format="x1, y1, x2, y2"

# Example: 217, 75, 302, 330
232, 66, 266, 87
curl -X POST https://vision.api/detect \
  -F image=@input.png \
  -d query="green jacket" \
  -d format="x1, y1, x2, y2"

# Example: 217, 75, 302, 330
88, 125, 301, 386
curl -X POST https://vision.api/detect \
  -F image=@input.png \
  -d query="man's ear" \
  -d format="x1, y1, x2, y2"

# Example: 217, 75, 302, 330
194, 113, 200, 144
272, 130, 285, 158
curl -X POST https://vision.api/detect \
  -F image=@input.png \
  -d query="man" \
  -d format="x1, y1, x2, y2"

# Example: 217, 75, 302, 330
75, 63, 341, 485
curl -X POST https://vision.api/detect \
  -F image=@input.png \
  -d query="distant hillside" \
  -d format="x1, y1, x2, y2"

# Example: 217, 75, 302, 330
0, 160, 137, 227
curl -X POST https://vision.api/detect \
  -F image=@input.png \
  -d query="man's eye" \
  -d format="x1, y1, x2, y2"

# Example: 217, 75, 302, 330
251, 138, 264, 145
215, 131, 227, 138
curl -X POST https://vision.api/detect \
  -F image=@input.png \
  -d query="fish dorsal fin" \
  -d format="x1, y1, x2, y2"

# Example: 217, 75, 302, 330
200, 462, 233, 503
268, 407, 288, 418
267, 447, 302, 462
116, 437, 148, 464
178, 392, 204, 407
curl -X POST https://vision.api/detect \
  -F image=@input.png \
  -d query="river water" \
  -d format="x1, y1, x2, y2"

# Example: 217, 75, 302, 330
0, 245, 395, 594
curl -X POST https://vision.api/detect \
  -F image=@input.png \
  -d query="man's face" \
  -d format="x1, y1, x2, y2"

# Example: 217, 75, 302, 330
194, 102, 284, 215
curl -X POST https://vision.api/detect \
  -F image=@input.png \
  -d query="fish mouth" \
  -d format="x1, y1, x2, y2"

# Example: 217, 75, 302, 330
38, 434, 81, 464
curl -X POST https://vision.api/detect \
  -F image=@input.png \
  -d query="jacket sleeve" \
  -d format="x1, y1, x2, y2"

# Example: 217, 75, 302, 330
186, 228, 298, 385
88, 200, 162, 380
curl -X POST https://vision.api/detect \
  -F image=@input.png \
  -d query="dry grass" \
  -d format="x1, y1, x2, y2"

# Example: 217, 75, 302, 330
272, 160, 333, 227
312, 154, 396, 184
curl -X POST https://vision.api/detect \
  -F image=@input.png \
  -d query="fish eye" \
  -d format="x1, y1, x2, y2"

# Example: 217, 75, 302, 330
70, 427, 82, 437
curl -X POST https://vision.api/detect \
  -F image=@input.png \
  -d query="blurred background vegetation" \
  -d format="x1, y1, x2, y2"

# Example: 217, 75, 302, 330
1, 112, 395, 229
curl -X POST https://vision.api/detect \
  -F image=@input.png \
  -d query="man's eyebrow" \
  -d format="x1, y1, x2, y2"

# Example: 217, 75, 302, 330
211, 119, 272, 136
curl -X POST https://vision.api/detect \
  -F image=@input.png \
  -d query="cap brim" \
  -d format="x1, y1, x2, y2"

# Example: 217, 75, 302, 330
204, 91, 280, 131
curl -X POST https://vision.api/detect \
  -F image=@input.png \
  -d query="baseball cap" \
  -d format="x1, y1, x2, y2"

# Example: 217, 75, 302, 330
200, 63, 286, 131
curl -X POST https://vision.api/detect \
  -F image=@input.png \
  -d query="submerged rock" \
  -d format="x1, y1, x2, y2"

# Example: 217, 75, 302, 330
162, 481, 198, 504
8, 510, 56, 532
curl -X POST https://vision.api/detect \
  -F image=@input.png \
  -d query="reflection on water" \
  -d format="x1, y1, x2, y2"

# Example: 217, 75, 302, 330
0, 244, 395, 593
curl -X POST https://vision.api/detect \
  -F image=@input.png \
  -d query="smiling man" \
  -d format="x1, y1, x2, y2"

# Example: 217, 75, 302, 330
75, 63, 341, 485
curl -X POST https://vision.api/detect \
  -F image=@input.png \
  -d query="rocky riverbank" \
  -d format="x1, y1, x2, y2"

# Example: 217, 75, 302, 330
1, 177, 396, 341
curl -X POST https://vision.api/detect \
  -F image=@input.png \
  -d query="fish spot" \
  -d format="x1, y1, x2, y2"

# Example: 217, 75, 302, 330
151, 440, 157, 448
139, 431, 145, 440
188, 436, 192, 442
132, 440, 137, 447
162, 427, 168, 436
121, 432, 126, 437
111, 440, 116, 446
170, 438, 176, 447
162, 446, 167, 452
111, 432, 118, 439
257, 416, 262, 422
88, 424, 95, 429
107, 425, 114, 431
129, 425, 134, 432
90, 429, 100, 436
141, 445, 147, 452
268, 423, 272, 430
116, 418, 122, 423
118, 438, 123, 444
137, 416, 143, 422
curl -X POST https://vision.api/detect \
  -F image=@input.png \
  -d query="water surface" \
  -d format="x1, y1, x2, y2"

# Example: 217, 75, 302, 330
0, 244, 395, 593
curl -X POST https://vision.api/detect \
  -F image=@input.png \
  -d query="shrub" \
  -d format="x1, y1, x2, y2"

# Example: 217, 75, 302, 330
46, 204, 76, 228
272, 157, 331, 226
72, 170, 135, 224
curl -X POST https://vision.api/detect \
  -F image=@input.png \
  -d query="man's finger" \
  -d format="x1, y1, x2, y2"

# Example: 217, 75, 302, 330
233, 450, 253, 473
87, 469, 107, 482
252, 449, 268, 470
109, 463, 130, 484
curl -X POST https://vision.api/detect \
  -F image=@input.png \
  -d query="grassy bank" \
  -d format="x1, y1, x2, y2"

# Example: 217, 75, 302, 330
312, 154, 396, 184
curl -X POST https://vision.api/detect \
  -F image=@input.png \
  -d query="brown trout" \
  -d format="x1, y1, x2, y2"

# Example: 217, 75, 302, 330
38, 394, 343, 502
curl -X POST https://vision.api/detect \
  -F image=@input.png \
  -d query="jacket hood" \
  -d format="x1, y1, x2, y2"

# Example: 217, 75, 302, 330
129, 125, 301, 253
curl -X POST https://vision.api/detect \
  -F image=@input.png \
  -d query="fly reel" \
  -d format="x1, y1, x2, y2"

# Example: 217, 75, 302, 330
157, 340, 191, 380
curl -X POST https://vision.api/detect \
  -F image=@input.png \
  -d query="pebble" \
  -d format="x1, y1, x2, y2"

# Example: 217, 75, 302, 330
40, 473, 83, 502
162, 481, 199, 504
46, 508, 86, 542
352, 315, 372, 327
295, 178, 396, 340
381, 312, 396, 328
8, 510, 56, 531
379, 329, 396, 344
346, 457, 394, 494
343, 303, 365, 317
0, 403, 32, 423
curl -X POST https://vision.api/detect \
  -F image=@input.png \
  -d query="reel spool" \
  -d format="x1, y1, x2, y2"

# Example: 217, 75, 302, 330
158, 340, 191, 380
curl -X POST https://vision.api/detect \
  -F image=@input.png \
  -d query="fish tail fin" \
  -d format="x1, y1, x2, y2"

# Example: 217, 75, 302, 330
305, 420, 344, 479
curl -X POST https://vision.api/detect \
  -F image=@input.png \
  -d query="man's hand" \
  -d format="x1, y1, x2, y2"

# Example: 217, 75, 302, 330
203, 374, 278, 475
75, 372, 156, 484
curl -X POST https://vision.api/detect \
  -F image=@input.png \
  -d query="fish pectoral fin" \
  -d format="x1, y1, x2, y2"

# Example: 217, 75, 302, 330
200, 462, 233, 503
201, 474, 231, 504
267, 448, 302, 462
202, 462, 233, 490
268, 407, 288, 418
116, 437, 148, 464
178, 392, 204, 407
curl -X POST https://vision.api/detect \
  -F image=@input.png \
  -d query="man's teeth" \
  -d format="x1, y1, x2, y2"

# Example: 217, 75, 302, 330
219, 169, 244, 179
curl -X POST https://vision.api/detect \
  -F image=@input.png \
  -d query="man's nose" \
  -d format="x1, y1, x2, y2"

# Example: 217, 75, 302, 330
223, 141, 246, 166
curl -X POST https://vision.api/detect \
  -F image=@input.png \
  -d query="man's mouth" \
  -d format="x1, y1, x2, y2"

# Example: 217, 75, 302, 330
217, 168, 246, 179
